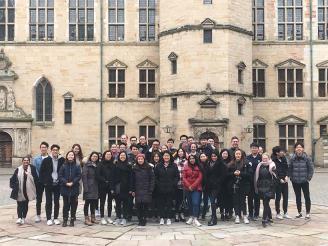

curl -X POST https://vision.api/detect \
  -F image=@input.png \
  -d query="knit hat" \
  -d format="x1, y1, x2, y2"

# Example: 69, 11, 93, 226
136, 153, 145, 160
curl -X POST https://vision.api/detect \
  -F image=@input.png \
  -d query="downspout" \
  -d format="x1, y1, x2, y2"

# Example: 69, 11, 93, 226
100, 0, 104, 152
309, 0, 315, 162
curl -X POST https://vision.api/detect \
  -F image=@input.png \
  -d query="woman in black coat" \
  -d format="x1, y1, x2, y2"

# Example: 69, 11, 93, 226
132, 153, 155, 226
220, 149, 233, 220
96, 150, 118, 225
59, 151, 81, 227
154, 151, 179, 225
227, 149, 252, 224
82, 151, 99, 226
206, 151, 227, 226
115, 151, 133, 226
199, 153, 209, 220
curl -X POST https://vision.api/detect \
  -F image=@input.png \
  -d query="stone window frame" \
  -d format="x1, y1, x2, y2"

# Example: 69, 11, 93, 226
34, 76, 53, 124
108, 0, 125, 41
139, 0, 156, 42
318, 0, 328, 40
237, 62, 246, 84
276, 59, 305, 98
29, 0, 54, 41
63, 92, 73, 124
237, 96, 246, 116
107, 116, 126, 147
317, 115, 328, 137
252, 0, 264, 41
106, 59, 127, 98
171, 97, 177, 110
69, 0, 94, 41
0, 0, 15, 41
137, 59, 158, 98
138, 116, 157, 145
316, 60, 328, 97
253, 116, 267, 151
277, 115, 306, 152
277, 0, 303, 41
252, 59, 268, 97
168, 52, 178, 75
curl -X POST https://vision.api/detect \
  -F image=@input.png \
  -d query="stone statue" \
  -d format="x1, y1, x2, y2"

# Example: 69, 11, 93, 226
0, 89, 6, 110
18, 129, 28, 155
7, 88, 15, 111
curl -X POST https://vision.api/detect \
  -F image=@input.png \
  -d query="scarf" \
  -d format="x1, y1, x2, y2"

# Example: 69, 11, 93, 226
254, 160, 276, 193
17, 165, 36, 202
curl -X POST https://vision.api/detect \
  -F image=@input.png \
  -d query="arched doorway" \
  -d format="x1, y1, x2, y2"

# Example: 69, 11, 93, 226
0, 132, 12, 167
199, 131, 221, 149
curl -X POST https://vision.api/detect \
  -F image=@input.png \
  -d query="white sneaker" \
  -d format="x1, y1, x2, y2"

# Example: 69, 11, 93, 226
159, 218, 165, 225
101, 218, 108, 225
235, 216, 240, 224
276, 213, 283, 220
166, 219, 171, 225
95, 210, 100, 217
107, 218, 113, 224
47, 219, 53, 226
283, 213, 292, 219
305, 213, 311, 220
113, 218, 121, 225
186, 217, 193, 225
21, 218, 25, 225
16, 218, 22, 224
121, 219, 127, 226
193, 218, 202, 227
243, 216, 249, 224
53, 219, 60, 225
35, 215, 41, 223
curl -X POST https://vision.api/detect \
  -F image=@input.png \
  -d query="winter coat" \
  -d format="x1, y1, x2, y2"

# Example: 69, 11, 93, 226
96, 159, 117, 193
39, 156, 65, 186
116, 159, 133, 199
272, 156, 288, 180
183, 164, 203, 192
289, 153, 314, 184
226, 160, 253, 195
246, 154, 262, 179
32, 154, 48, 177
256, 164, 277, 199
132, 164, 155, 203
205, 160, 227, 193
82, 162, 98, 200
137, 143, 149, 154
197, 144, 213, 157
58, 161, 81, 197
154, 162, 179, 194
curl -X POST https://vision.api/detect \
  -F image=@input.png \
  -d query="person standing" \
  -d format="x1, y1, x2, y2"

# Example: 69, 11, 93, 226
228, 136, 240, 157
154, 151, 179, 225
131, 153, 155, 226
289, 142, 314, 219
10, 157, 38, 225
255, 153, 277, 227
220, 149, 233, 220
82, 152, 99, 226
40, 144, 65, 226
32, 141, 49, 223
183, 155, 203, 227
59, 151, 81, 227
199, 153, 209, 220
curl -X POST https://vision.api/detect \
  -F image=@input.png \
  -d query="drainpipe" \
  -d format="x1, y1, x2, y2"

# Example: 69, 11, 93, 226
309, 0, 315, 162
100, 0, 104, 152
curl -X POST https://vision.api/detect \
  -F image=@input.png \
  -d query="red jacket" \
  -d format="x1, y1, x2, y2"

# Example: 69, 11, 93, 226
183, 164, 203, 191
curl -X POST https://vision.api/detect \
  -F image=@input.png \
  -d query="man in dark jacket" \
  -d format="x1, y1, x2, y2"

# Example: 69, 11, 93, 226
228, 136, 239, 157
137, 136, 149, 154
197, 137, 213, 157
145, 139, 161, 163
40, 144, 65, 226
289, 142, 314, 219
271, 146, 291, 220
246, 143, 261, 220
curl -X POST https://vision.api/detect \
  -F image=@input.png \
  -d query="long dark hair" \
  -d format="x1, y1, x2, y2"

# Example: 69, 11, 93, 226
72, 144, 83, 160
220, 148, 231, 164
150, 151, 162, 165
228, 148, 246, 170
187, 154, 199, 168
175, 148, 186, 159
117, 151, 128, 164
102, 150, 113, 163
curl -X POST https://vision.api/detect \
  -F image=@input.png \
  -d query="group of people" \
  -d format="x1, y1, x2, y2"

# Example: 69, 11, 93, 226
10, 134, 314, 228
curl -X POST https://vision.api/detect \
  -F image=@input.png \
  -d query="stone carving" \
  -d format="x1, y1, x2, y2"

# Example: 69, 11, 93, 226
6, 88, 15, 111
0, 88, 6, 110
17, 129, 28, 156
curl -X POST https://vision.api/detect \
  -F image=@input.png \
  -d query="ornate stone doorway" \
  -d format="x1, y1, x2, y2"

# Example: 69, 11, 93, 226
0, 131, 12, 167
199, 131, 220, 149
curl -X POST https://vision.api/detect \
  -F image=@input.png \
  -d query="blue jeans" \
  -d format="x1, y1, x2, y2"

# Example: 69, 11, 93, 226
186, 191, 202, 217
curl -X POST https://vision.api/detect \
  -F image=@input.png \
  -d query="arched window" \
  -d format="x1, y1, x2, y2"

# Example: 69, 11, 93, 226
35, 78, 52, 122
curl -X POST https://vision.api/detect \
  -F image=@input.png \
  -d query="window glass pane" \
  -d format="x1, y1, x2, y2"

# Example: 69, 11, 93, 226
8, 24, 14, 41
295, 0, 302, 6
258, 69, 265, 81
69, 24, 76, 40
319, 69, 326, 81
278, 8, 285, 22
257, 0, 264, 7
109, 9, 116, 23
30, 0, 37, 7
148, 84, 155, 97
318, 8, 325, 22
36, 84, 44, 121
318, 24, 325, 40
47, 9, 54, 23
118, 69, 125, 82
117, 126, 125, 137
258, 83, 265, 97
69, 0, 76, 7
87, 24, 93, 40
139, 69, 146, 82
278, 24, 285, 40
139, 24, 146, 41
278, 69, 286, 81
38, 9, 46, 23
117, 9, 124, 23
139, 9, 147, 23
278, 0, 285, 6
286, 0, 293, 6
117, 0, 124, 8
278, 83, 285, 97
0, 25, 5, 41
279, 140, 287, 151
78, 9, 85, 23
287, 82, 294, 97
139, 126, 147, 137
204, 29, 212, 43
287, 24, 294, 40
318, 0, 325, 6
148, 9, 155, 24
148, 126, 155, 138
47, 24, 54, 39
47, 0, 54, 7
8, 9, 15, 23
148, 69, 155, 82
148, 25, 155, 40
253, 125, 258, 138
319, 83, 326, 97
38, 24, 45, 39
30, 9, 36, 23
139, 84, 147, 97
38, 0, 45, 7
30, 25, 36, 40
117, 25, 124, 40
87, 9, 93, 23
288, 125, 295, 137
108, 84, 116, 97
296, 24, 302, 40
109, 25, 116, 40
69, 9, 76, 22
296, 83, 303, 97
279, 125, 286, 137
87, 0, 93, 7
109, 69, 116, 81
64, 99, 72, 110
297, 125, 304, 137
257, 24, 264, 40
258, 125, 265, 137
78, 0, 85, 7
139, 0, 147, 8
109, 0, 115, 8
117, 84, 125, 98
44, 82, 52, 121
78, 24, 85, 40
64, 112, 72, 124
320, 125, 327, 136
287, 69, 294, 81
109, 126, 116, 138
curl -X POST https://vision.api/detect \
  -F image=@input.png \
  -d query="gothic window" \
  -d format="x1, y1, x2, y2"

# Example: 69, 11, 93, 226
35, 77, 52, 122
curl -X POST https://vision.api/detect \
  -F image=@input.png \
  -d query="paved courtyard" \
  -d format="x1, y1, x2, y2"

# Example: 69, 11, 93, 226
0, 169, 327, 245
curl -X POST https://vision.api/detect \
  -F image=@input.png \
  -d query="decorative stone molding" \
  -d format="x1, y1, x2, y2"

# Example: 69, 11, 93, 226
168, 52, 178, 61
252, 59, 268, 68
253, 116, 267, 124
276, 115, 307, 125
198, 97, 219, 108
316, 60, 328, 68
106, 116, 127, 125
201, 18, 216, 29
236, 62, 246, 70
106, 59, 128, 69
137, 116, 158, 125
237, 96, 246, 105
159, 90, 253, 99
62, 92, 74, 98
0, 49, 18, 81
136, 59, 158, 69
275, 59, 305, 68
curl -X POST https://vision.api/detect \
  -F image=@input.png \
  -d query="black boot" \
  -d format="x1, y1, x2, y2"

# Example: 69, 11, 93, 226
69, 218, 74, 227
142, 217, 147, 226
62, 218, 68, 227
221, 213, 225, 221
179, 213, 186, 222
262, 220, 267, 228
208, 216, 217, 226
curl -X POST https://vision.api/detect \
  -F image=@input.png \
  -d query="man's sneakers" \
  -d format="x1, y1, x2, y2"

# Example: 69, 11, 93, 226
166, 219, 172, 225
53, 219, 61, 225
159, 218, 165, 225
295, 213, 303, 219
101, 218, 108, 225
243, 216, 250, 224
235, 215, 240, 224
276, 213, 283, 220
305, 213, 311, 220
186, 217, 193, 225
35, 215, 41, 223
107, 218, 114, 224
283, 213, 292, 219
16, 218, 22, 224
193, 218, 202, 227
121, 219, 127, 226
47, 219, 53, 226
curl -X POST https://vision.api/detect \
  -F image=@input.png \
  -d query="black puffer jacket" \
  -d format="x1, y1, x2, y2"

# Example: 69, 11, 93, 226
289, 153, 314, 184
96, 159, 117, 192
116, 159, 133, 199
82, 162, 98, 200
257, 164, 277, 199
206, 160, 227, 193
154, 162, 179, 194
132, 164, 155, 203
227, 160, 252, 195
272, 156, 288, 180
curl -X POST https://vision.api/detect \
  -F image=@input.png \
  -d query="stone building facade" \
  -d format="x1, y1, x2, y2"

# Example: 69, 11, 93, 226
0, 0, 327, 167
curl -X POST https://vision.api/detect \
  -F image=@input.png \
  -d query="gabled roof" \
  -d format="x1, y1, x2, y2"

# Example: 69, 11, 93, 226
168, 52, 178, 61
275, 59, 305, 68
198, 97, 219, 108
317, 115, 328, 124
253, 116, 267, 124
106, 116, 127, 125
237, 96, 246, 104
276, 115, 307, 125
137, 116, 158, 125
136, 59, 158, 68
316, 60, 328, 68
252, 59, 268, 68
201, 18, 216, 27
106, 59, 128, 68
62, 92, 73, 98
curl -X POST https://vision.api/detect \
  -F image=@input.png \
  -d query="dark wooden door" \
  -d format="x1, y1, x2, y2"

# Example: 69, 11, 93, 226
0, 132, 12, 167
